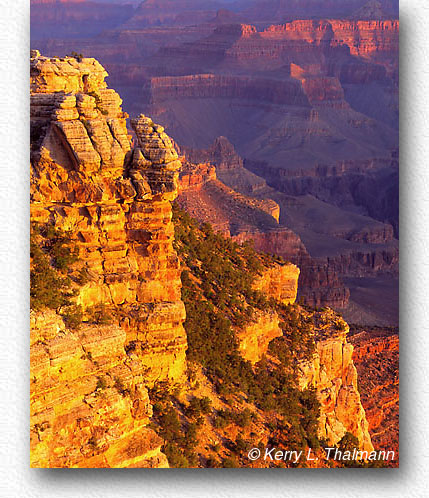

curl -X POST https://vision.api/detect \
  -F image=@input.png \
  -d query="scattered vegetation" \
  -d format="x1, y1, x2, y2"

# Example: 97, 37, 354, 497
86, 304, 113, 325
171, 205, 322, 460
113, 376, 131, 397
30, 222, 88, 330
149, 384, 205, 468
67, 51, 84, 61
30, 223, 79, 313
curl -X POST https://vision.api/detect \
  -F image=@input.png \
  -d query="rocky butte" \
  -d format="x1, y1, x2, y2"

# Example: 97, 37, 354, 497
30, 51, 374, 468
30, 50, 186, 467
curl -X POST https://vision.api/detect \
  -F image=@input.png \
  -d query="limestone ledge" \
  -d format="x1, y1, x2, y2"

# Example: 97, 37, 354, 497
31, 52, 109, 95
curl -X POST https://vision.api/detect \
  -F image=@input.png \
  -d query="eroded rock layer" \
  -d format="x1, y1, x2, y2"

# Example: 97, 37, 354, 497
297, 311, 373, 452
30, 52, 187, 467
30, 310, 168, 468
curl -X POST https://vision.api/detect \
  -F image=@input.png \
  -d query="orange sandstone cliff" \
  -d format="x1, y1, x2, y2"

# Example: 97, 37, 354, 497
237, 263, 300, 364
30, 50, 186, 467
297, 311, 373, 452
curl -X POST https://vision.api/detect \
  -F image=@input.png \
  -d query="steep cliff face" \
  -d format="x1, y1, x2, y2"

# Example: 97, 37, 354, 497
260, 20, 399, 58
297, 311, 373, 452
30, 310, 168, 468
350, 328, 399, 465
144, 74, 309, 105
252, 264, 300, 306
237, 262, 300, 363
31, 51, 187, 383
237, 275, 371, 452
30, 52, 187, 466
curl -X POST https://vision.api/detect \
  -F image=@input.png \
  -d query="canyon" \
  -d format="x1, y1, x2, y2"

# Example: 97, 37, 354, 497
30, 52, 382, 468
31, 2, 399, 324
177, 137, 397, 321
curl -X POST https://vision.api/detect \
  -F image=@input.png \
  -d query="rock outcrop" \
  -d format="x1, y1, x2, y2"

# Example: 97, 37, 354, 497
297, 311, 373, 452
237, 311, 282, 364
30, 53, 187, 466
252, 263, 300, 306
237, 262, 300, 363
30, 310, 168, 468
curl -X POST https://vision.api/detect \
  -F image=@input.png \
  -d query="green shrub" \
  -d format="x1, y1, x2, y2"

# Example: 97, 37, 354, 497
186, 396, 212, 418
95, 376, 107, 391
113, 376, 130, 397
68, 51, 84, 61
30, 223, 82, 318
75, 267, 91, 285
86, 304, 113, 325
30, 238, 73, 310
62, 305, 83, 330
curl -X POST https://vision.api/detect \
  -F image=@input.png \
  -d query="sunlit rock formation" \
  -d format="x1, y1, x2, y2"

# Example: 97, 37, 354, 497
297, 311, 373, 452
30, 52, 187, 467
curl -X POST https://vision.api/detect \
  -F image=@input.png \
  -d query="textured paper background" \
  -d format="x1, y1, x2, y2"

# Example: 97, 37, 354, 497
1, 0, 428, 495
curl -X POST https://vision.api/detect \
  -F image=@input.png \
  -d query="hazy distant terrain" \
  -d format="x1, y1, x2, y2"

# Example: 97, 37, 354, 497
31, 0, 399, 325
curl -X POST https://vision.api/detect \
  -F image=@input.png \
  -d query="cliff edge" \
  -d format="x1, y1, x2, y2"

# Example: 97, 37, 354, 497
30, 50, 186, 467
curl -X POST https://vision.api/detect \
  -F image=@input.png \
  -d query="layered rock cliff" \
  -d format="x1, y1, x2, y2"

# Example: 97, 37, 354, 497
260, 20, 399, 58
144, 74, 309, 106
30, 310, 168, 468
30, 52, 187, 467
297, 311, 373, 452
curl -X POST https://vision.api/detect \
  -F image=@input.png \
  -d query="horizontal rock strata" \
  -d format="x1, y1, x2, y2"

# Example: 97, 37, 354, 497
30, 53, 187, 467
